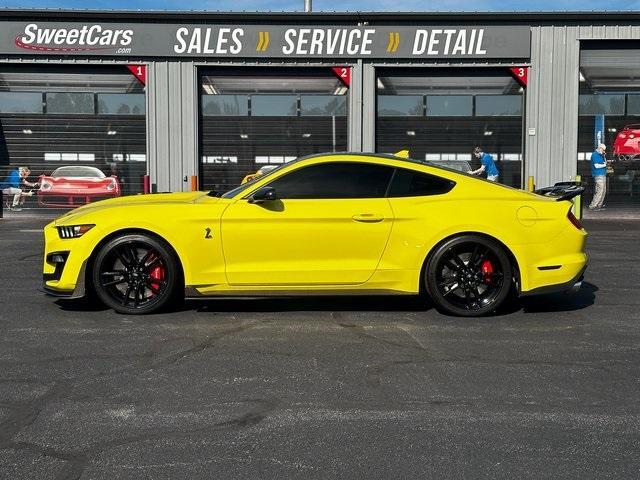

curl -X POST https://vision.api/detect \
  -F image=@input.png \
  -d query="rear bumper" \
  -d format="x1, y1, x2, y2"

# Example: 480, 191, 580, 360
520, 263, 587, 297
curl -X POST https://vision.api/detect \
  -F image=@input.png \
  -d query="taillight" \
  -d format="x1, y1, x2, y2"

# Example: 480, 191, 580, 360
567, 209, 583, 230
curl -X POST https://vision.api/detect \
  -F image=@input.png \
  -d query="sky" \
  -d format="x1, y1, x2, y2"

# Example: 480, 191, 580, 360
1, 0, 639, 11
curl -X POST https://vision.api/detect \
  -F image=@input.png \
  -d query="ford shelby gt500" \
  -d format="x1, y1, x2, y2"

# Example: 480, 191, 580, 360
42, 153, 588, 317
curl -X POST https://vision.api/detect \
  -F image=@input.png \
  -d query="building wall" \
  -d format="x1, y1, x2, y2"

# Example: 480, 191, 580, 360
526, 24, 640, 188
4, 18, 640, 192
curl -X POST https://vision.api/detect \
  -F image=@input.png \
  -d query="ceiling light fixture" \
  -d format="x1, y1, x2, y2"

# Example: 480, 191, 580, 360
406, 130, 416, 136
484, 130, 493, 136
302, 133, 312, 138
107, 130, 117, 136
240, 133, 249, 139
22, 129, 32, 135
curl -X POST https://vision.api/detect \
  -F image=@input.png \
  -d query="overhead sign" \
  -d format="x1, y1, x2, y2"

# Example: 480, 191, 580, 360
0, 22, 531, 59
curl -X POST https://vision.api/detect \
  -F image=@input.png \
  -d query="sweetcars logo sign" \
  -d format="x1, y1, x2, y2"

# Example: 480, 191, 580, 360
15, 23, 134, 53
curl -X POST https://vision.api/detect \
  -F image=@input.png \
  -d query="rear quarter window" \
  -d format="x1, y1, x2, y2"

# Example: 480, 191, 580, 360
387, 168, 455, 197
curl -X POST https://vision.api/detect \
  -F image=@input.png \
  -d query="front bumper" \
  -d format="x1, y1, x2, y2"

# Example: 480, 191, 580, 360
38, 192, 118, 208
42, 222, 91, 298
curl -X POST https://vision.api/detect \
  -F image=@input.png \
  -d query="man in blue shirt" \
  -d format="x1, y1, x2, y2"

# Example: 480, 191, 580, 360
1, 166, 38, 211
469, 147, 500, 182
588, 143, 608, 211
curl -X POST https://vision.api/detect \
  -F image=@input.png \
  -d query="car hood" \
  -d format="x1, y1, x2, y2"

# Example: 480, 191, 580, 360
54, 191, 211, 226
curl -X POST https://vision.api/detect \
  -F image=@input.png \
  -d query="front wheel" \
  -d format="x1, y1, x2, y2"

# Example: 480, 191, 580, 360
92, 234, 179, 314
425, 235, 512, 317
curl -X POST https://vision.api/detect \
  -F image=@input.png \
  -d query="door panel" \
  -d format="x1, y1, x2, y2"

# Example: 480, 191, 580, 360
221, 198, 393, 285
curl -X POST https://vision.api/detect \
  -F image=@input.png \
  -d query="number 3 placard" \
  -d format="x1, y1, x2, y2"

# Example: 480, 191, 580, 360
509, 66, 528, 87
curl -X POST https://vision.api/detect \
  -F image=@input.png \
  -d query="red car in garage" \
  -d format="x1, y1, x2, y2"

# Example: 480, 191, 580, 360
38, 166, 120, 207
613, 124, 640, 161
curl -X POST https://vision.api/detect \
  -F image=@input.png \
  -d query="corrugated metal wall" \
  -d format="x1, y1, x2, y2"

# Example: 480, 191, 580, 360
526, 24, 640, 188
147, 61, 198, 192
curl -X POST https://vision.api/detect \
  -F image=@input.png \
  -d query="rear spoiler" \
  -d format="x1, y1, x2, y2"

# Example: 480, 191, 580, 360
533, 181, 585, 201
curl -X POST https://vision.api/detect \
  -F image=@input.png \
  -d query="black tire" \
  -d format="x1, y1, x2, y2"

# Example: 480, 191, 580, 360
425, 235, 512, 317
91, 234, 179, 314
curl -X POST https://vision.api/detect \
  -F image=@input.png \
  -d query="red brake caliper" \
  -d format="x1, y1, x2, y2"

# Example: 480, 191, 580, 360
481, 260, 494, 284
148, 255, 165, 295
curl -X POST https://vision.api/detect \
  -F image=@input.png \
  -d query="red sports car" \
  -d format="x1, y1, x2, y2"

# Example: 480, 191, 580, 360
613, 124, 640, 161
38, 166, 121, 207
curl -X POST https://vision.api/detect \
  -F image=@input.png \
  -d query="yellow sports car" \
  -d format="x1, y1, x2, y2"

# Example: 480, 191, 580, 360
42, 152, 588, 317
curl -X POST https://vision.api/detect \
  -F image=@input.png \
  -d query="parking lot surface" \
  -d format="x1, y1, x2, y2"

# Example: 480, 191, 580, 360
1, 213, 639, 479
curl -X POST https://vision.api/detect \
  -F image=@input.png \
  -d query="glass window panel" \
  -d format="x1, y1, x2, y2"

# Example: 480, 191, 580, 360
426, 96, 472, 116
46, 92, 94, 114
378, 95, 423, 116
387, 168, 455, 197
97, 93, 145, 115
267, 162, 394, 199
202, 94, 248, 116
0, 92, 42, 113
476, 95, 523, 116
200, 69, 349, 192
300, 95, 347, 116
627, 95, 640, 115
251, 95, 297, 116
578, 94, 625, 115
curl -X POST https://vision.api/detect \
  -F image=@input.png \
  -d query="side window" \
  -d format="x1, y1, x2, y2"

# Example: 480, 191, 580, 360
267, 162, 394, 199
387, 168, 455, 197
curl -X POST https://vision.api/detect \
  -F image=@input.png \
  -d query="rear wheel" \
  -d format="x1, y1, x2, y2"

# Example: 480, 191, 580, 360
92, 234, 178, 314
425, 235, 512, 317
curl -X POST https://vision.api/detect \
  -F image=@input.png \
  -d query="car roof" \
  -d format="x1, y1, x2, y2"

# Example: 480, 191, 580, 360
295, 151, 469, 176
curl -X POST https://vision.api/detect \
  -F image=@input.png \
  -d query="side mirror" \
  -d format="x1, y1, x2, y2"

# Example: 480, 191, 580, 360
248, 186, 277, 204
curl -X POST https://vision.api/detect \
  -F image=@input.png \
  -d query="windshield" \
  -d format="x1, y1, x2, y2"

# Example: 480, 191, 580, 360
217, 161, 294, 198
52, 167, 105, 178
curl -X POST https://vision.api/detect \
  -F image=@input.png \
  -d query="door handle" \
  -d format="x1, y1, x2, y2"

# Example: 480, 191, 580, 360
352, 213, 384, 223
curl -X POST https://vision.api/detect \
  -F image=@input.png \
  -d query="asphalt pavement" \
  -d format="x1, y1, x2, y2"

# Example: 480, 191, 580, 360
0, 212, 639, 479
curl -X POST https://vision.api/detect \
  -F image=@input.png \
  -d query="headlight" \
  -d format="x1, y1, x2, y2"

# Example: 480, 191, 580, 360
40, 180, 52, 190
106, 178, 117, 191
57, 224, 95, 239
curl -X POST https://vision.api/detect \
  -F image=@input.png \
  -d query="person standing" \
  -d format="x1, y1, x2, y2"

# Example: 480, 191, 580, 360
1, 166, 38, 211
469, 147, 500, 182
588, 143, 608, 211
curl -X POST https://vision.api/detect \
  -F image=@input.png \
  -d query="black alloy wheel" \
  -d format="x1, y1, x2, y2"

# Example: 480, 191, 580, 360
92, 234, 178, 314
425, 235, 512, 317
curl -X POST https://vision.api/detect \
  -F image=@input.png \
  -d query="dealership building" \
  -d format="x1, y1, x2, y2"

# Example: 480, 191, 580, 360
1, 9, 640, 211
